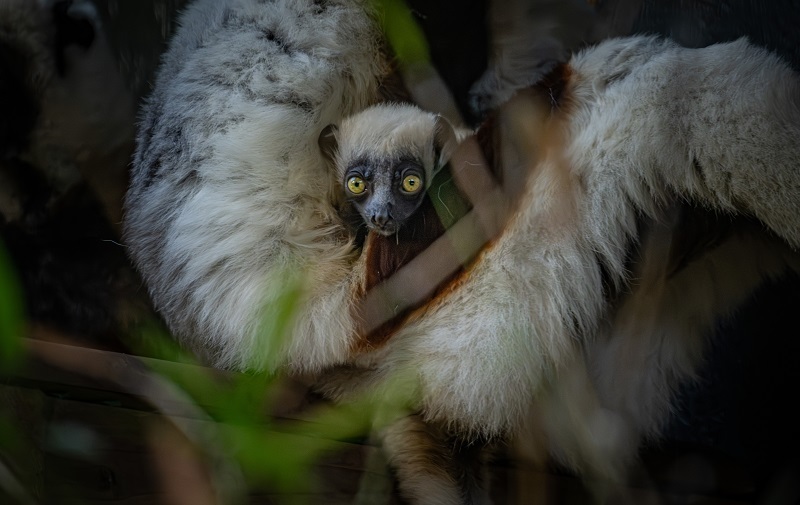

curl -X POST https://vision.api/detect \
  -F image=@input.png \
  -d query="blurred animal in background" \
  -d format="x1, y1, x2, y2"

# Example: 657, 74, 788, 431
0, 1, 177, 501
1, 0, 133, 228
468, 0, 605, 117
0, 0, 164, 347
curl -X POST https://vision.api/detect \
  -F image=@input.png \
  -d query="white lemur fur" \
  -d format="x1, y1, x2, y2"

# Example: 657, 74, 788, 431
124, 0, 800, 501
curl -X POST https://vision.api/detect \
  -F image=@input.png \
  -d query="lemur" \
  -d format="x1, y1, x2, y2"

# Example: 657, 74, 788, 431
124, 0, 800, 502
320, 103, 467, 237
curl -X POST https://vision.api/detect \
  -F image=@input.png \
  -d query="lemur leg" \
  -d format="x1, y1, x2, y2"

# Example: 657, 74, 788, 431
380, 415, 492, 505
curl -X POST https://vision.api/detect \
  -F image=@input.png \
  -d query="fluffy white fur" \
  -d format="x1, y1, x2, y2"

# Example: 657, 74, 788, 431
124, 0, 800, 500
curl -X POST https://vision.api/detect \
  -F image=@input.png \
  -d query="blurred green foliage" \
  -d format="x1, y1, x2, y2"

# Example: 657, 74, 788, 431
0, 241, 23, 371
132, 276, 414, 500
372, 0, 431, 67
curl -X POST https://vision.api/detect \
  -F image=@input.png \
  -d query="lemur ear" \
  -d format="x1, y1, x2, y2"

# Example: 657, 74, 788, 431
433, 114, 459, 173
319, 124, 339, 163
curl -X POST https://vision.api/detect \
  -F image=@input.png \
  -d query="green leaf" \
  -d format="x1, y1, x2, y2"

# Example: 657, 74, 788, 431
253, 267, 305, 372
0, 241, 24, 371
372, 0, 431, 67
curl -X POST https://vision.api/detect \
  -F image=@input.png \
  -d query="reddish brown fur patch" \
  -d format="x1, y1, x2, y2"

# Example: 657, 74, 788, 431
355, 231, 500, 351
357, 194, 460, 348
363, 196, 447, 292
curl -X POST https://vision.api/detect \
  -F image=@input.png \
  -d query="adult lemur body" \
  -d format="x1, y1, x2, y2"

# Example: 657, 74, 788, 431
124, 0, 800, 501
126, 0, 390, 370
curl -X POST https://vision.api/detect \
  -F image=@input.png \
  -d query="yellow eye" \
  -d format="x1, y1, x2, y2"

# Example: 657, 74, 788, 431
401, 174, 422, 193
347, 176, 366, 195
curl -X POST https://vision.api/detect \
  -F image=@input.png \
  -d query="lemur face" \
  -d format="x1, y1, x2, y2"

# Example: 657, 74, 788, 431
343, 157, 426, 236
319, 103, 465, 237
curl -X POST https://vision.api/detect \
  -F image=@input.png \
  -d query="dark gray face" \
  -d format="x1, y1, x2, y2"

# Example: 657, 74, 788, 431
344, 158, 426, 236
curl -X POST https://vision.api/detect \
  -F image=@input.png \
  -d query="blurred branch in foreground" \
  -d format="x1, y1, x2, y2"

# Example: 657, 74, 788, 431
1, 319, 414, 504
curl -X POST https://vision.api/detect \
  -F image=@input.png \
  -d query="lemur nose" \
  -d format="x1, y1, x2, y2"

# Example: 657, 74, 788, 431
371, 213, 389, 227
